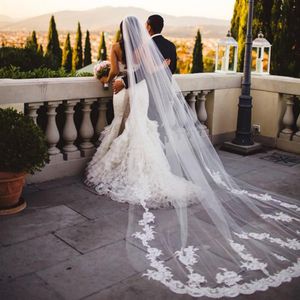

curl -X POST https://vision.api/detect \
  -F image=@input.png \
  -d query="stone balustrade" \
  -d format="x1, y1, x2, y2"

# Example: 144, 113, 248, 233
0, 73, 299, 183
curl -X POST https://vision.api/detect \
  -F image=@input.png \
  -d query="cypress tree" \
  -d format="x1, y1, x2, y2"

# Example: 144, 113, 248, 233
230, 0, 248, 71
97, 32, 107, 61
84, 30, 92, 66
114, 29, 121, 43
37, 44, 43, 56
271, 0, 299, 77
72, 22, 83, 71
252, 1, 274, 40
191, 29, 204, 73
62, 33, 72, 72
45, 15, 62, 70
25, 30, 38, 51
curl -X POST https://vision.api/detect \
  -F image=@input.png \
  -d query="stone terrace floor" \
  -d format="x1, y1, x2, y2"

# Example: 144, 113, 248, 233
0, 147, 300, 300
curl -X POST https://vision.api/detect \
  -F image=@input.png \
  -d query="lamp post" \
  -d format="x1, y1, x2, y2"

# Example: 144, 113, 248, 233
222, 0, 262, 155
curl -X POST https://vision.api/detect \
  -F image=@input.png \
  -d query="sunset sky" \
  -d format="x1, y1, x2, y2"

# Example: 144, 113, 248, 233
1, 0, 236, 20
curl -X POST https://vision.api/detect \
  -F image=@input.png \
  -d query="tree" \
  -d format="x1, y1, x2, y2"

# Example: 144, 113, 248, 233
62, 33, 72, 72
191, 29, 203, 73
231, 0, 299, 77
72, 22, 83, 71
45, 15, 62, 70
271, 0, 299, 77
114, 29, 121, 43
84, 30, 92, 66
230, 0, 248, 71
97, 32, 107, 61
37, 44, 43, 56
25, 31, 38, 51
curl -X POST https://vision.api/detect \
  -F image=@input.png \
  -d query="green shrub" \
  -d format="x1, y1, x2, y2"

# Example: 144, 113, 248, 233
0, 46, 48, 71
0, 108, 49, 174
0, 66, 93, 79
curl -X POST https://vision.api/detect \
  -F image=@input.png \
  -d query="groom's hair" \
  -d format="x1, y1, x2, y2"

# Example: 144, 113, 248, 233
147, 15, 164, 34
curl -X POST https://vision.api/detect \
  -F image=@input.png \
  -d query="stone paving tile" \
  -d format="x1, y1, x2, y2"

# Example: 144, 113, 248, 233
83, 274, 199, 300
24, 184, 86, 209
0, 273, 64, 300
66, 192, 129, 220
220, 157, 269, 177
55, 217, 125, 254
27, 175, 83, 192
37, 240, 148, 300
238, 168, 290, 187
1, 148, 300, 300
83, 272, 300, 300
0, 234, 79, 281
0, 205, 87, 245
228, 277, 300, 300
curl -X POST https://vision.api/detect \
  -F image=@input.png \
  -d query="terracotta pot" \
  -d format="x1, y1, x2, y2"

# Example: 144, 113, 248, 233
0, 172, 26, 209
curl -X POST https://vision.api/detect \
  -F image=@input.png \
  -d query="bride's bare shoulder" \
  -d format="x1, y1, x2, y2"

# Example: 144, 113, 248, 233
112, 42, 123, 61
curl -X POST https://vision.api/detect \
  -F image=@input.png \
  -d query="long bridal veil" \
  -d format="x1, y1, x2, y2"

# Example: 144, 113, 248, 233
122, 16, 300, 298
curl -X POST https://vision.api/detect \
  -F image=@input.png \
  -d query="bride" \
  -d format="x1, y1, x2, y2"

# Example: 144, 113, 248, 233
85, 16, 300, 298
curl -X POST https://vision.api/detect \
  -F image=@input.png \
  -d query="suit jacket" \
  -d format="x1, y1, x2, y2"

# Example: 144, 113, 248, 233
122, 34, 177, 88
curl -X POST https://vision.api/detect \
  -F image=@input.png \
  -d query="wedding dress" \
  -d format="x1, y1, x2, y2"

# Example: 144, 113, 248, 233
85, 62, 201, 208
85, 16, 300, 298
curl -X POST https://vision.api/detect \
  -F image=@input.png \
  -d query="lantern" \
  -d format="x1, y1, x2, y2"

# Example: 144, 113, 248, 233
252, 31, 271, 75
215, 31, 238, 73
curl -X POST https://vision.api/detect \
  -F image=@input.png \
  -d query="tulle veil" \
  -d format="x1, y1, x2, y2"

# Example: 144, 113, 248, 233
119, 16, 299, 298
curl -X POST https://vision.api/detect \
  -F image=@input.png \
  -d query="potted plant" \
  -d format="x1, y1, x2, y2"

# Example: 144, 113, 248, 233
0, 108, 49, 215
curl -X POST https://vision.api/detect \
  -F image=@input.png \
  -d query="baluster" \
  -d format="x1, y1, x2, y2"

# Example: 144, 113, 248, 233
185, 92, 197, 121
80, 99, 96, 157
293, 97, 300, 142
45, 101, 63, 161
197, 91, 210, 124
95, 98, 110, 142
62, 100, 80, 160
27, 102, 43, 125
279, 95, 295, 140
197, 90, 210, 135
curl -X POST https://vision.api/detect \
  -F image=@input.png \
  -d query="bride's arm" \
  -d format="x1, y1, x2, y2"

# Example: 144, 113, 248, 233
103, 44, 120, 83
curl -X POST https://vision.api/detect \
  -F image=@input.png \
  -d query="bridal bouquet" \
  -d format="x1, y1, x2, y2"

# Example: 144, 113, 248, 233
94, 60, 111, 90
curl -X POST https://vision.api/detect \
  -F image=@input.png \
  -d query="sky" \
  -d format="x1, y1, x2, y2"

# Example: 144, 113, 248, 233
1, 0, 236, 20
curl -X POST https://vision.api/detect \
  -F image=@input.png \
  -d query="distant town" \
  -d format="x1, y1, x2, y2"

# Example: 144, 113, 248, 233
0, 31, 218, 73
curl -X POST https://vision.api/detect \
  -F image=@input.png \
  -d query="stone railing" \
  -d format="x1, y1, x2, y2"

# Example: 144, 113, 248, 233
250, 75, 300, 153
0, 73, 299, 183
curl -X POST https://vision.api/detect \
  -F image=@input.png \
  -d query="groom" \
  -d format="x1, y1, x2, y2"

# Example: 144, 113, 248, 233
112, 14, 177, 94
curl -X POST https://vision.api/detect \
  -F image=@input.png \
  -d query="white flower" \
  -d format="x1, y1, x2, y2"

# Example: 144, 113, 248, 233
139, 211, 155, 225
146, 247, 162, 260
216, 268, 242, 286
261, 212, 299, 223
187, 273, 207, 285
175, 246, 199, 267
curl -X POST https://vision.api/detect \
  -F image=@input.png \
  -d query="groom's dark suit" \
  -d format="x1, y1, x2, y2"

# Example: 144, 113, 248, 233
122, 34, 177, 88
152, 34, 177, 74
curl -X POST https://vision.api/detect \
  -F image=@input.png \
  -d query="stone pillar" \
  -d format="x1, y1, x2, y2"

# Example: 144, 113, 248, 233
185, 92, 197, 121
45, 101, 63, 162
293, 97, 300, 142
279, 95, 295, 140
79, 99, 96, 157
62, 100, 81, 160
95, 98, 110, 142
197, 90, 210, 136
27, 102, 43, 125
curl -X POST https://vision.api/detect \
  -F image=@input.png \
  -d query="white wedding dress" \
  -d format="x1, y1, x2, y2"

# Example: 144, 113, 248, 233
85, 16, 300, 299
85, 62, 201, 208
